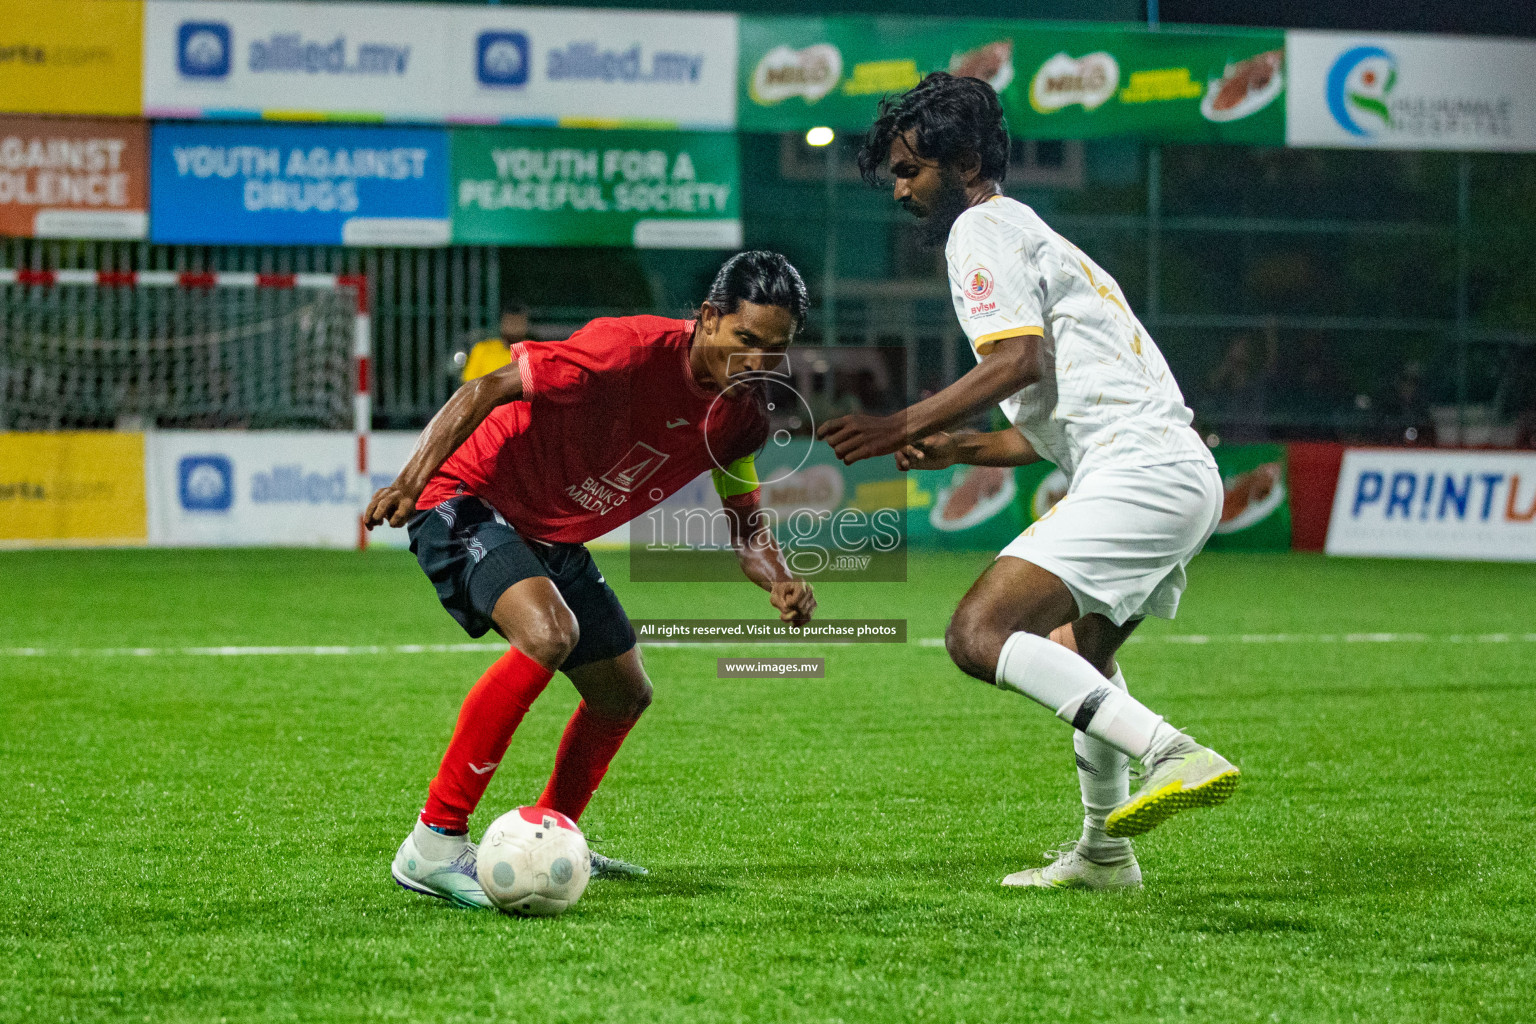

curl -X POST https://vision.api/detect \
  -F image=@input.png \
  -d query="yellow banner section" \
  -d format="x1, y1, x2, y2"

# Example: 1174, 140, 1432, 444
0, 0, 143, 116
0, 432, 146, 545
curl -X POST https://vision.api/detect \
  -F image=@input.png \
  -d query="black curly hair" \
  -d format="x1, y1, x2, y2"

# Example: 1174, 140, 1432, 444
857, 72, 1010, 188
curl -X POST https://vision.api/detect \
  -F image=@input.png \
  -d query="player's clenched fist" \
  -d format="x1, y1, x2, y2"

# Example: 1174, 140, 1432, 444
365, 485, 420, 530
770, 580, 816, 627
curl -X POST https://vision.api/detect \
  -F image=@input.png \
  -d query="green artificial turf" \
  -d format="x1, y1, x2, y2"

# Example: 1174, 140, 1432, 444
2, 548, 1533, 1023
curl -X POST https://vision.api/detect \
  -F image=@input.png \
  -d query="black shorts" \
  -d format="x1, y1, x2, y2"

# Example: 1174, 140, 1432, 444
407, 495, 636, 672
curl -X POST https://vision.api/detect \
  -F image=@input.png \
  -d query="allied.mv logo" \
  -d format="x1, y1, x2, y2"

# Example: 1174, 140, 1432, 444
178, 455, 233, 512
177, 21, 231, 79
477, 31, 530, 87
1326, 45, 1396, 136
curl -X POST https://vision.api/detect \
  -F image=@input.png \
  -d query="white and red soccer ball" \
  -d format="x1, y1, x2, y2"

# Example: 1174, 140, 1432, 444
476, 805, 591, 917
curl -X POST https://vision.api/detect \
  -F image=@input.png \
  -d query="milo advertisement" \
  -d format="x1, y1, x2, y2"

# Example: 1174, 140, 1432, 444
741, 17, 1286, 144
1016, 443, 1292, 552
451, 127, 741, 249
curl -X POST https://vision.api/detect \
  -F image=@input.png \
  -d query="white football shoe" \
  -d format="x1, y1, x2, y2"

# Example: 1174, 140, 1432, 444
1002, 841, 1142, 891
590, 850, 648, 879
391, 825, 494, 909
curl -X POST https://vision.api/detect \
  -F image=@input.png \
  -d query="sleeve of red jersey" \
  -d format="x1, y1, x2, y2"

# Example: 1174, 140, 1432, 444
511, 319, 638, 405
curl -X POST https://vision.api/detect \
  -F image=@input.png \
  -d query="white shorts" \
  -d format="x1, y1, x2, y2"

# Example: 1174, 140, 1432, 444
998, 460, 1222, 625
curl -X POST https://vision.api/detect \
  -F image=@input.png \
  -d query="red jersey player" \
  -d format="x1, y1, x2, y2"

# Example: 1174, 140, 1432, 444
364, 252, 817, 908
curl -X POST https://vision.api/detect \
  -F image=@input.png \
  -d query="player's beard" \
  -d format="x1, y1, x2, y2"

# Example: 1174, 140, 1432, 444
905, 169, 970, 249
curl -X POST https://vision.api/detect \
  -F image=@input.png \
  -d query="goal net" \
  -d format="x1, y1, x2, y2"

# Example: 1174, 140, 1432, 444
0, 270, 367, 432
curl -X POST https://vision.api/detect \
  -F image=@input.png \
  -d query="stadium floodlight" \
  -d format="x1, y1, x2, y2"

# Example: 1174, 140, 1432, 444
805, 126, 835, 147
0, 268, 374, 548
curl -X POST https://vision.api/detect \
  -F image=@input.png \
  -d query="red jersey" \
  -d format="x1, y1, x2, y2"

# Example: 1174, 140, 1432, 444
418, 316, 768, 544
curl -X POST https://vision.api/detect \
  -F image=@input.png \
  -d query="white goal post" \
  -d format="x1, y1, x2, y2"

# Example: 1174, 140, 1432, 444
0, 268, 374, 549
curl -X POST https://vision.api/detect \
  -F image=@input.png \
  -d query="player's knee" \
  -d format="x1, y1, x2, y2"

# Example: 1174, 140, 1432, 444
513, 605, 580, 669
626, 679, 654, 721
945, 611, 1006, 683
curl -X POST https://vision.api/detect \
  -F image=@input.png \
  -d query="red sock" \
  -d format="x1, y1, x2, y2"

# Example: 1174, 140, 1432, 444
420, 647, 554, 832
536, 701, 640, 822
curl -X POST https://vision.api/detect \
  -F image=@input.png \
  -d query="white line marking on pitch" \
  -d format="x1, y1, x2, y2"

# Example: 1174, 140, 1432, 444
3, 633, 1535, 658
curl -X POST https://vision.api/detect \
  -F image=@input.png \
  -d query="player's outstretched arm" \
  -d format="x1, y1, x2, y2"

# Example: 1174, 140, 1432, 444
364, 363, 524, 529
817, 333, 1042, 465
722, 498, 816, 627
895, 428, 1038, 471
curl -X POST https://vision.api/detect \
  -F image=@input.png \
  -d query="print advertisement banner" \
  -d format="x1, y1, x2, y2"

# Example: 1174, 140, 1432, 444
451, 127, 741, 248
0, 432, 146, 547
149, 122, 449, 246
0, 117, 149, 239
0, 0, 143, 117
143, 0, 737, 129
1326, 448, 1536, 561
1015, 443, 1290, 552
740, 17, 1286, 144
1286, 31, 1536, 152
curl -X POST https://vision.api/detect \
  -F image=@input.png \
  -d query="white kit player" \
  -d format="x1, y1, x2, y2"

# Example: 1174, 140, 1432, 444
819, 72, 1240, 890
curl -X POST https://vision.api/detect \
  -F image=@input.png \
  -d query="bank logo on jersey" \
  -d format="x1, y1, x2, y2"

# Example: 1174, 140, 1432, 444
600, 441, 670, 493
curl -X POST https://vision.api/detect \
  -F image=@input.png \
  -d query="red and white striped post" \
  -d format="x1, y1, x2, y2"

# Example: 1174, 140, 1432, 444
0, 268, 374, 550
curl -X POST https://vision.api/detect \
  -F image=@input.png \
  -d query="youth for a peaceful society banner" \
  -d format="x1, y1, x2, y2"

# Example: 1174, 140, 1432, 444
143, 0, 737, 129
149, 122, 449, 246
0, 117, 148, 239
1327, 448, 1536, 561
1287, 31, 1536, 152
0, 0, 143, 117
741, 17, 1286, 143
451, 128, 741, 248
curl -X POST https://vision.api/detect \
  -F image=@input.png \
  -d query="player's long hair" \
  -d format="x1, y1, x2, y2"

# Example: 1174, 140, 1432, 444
857, 72, 1010, 188
699, 250, 809, 333
696, 251, 806, 459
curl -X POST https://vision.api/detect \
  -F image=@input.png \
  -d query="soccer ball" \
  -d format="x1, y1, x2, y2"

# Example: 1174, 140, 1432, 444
476, 806, 591, 917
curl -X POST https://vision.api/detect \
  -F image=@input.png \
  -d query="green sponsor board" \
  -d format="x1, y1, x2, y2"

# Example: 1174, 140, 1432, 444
1204, 442, 1291, 552
1014, 443, 1292, 553
905, 462, 1028, 550
741, 17, 1285, 144
451, 128, 742, 248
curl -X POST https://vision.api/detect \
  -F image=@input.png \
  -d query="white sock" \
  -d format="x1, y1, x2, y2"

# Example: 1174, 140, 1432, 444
413, 818, 468, 861
1075, 667, 1132, 860
995, 631, 1187, 761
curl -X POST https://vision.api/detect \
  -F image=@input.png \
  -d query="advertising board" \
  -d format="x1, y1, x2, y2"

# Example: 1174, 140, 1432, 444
149, 121, 449, 246
0, 117, 149, 239
1327, 448, 1536, 561
451, 127, 740, 248
1287, 31, 1536, 152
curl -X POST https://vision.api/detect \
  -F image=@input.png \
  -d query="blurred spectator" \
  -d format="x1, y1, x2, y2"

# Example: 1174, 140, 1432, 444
1279, 332, 1349, 439
1375, 360, 1437, 446
460, 300, 530, 383
1207, 325, 1278, 443
1504, 349, 1536, 449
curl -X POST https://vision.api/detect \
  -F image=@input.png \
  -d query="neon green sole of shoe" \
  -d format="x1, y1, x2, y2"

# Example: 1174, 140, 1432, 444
1104, 769, 1241, 838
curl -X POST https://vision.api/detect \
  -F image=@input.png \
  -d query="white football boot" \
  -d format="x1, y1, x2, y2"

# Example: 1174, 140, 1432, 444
589, 850, 648, 879
1105, 738, 1240, 838
391, 822, 494, 909
1002, 841, 1142, 891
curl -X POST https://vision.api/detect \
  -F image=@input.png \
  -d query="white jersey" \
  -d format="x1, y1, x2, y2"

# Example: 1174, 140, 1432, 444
945, 196, 1213, 480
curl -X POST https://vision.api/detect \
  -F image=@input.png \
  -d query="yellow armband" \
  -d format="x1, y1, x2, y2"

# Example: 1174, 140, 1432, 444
711, 455, 760, 506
